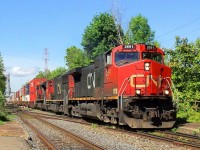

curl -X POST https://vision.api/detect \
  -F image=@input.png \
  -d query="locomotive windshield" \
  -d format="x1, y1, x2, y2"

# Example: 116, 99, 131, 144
115, 52, 139, 66
142, 52, 163, 63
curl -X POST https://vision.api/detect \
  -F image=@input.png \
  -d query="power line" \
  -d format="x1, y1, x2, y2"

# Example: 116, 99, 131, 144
159, 26, 200, 49
157, 18, 200, 38
161, 26, 200, 44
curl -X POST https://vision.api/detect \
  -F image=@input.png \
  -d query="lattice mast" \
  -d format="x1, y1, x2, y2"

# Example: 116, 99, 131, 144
5, 74, 11, 98
43, 48, 49, 72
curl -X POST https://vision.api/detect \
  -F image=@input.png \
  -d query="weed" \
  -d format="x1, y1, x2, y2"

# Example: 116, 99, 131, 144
0, 120, 4, 125
7, 115, 16, 121
91, 123, 98, 128
171, 128, 177, 133
177, 109, 200, 122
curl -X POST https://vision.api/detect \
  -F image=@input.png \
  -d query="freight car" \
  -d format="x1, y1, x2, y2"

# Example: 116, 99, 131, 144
17, 44, 176, 128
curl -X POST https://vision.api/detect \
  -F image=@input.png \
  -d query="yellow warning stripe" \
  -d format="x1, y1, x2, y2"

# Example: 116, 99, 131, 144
35, 96, 119, 102
46, 100, 63, 102
68, 96, 118, 101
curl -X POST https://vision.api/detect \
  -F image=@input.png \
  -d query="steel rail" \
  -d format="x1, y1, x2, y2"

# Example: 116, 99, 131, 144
95, 126, 200, 149
136, 131, 200, 149
27, 113, 104, 150
163, 131, 200, 140
19, 114, 58, 150
28, 112, 91, 125
157, 130, 200, 145
28, 111, 200, 149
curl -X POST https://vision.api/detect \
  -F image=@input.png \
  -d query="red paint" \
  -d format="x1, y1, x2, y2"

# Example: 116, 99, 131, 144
46, 80, 54, 100
29, 78, 46, 102
68, 75, 74, 98
104, 44, 172, 97
21, 86, 25, 96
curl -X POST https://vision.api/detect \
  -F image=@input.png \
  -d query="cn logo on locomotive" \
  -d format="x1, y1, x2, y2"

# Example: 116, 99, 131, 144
87, 72, 95, 89
130, 74, 161, 88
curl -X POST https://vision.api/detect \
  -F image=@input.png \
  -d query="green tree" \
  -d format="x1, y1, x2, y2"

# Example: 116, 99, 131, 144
36, 70, 50, 79
36, 67, 67, 80
36, 71, 46, 78
0, 90, 8, 122
165, 36, 200, 105
81, 12, 123, 60
65, 46, 91, 70
48, 67, 67, 79
0, 54, 6, 93
125, 14, 155, 44
0, 54, 7, 121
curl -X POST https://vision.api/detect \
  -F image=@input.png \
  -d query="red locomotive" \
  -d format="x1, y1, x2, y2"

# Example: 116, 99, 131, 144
15, 44, 176, 128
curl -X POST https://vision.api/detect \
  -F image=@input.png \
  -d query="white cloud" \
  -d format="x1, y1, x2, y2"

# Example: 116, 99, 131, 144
6, 66, 40, 77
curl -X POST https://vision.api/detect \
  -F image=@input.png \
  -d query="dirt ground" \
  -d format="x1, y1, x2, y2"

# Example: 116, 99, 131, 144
0, 118, 30, 150
0, 136, 30, 150
177, 122, 200, 136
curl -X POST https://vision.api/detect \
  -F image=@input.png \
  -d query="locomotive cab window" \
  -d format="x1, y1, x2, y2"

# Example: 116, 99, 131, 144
115, 52, 139, 66
142, 52, 163, 64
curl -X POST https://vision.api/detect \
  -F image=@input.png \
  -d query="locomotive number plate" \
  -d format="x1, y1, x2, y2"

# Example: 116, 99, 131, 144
123, 44, 136, 49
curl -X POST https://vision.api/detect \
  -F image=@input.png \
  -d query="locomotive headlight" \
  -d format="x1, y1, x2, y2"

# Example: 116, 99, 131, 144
164, 90, 169, 95
136, 89, 141, 95
144, 63, 150, 71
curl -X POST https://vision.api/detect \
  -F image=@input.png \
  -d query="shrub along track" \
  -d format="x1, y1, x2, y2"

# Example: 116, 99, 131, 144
28, 110, 200, 150
19, 111, 104, 150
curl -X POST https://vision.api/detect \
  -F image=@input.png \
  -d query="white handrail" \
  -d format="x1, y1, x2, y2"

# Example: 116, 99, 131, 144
164, 77, 179, 105
118, 77, 130, 96
118, 77, 130, 109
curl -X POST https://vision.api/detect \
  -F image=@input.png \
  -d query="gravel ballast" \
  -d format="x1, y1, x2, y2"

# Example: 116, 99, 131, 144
45, 118, 187, 150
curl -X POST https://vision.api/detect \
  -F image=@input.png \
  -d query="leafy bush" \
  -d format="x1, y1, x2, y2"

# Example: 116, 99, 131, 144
177, 102, 200, 122
0, 91, 8, 122
165, 37, 200, 123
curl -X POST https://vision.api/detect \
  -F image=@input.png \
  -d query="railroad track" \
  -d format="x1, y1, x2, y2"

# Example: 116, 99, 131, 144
149, 130, 200, 148
137, 131, 200, 149
28, 111, 91, 125
20, 112, 104, 150
27, 110, 200, 149
19, 114, 58, 150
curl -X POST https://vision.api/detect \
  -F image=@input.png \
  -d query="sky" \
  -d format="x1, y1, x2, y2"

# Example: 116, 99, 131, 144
1, 0, 200, 92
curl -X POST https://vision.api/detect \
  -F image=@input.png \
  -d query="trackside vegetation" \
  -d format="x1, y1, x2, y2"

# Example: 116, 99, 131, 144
36, 67, 67, 80
0, 54, 8, 123
165, 37, 200, 122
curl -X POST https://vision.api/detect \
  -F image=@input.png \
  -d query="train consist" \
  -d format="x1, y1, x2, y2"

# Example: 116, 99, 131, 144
13, 44, 176, 128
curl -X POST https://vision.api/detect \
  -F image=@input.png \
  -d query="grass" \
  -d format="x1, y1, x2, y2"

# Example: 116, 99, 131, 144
192, 128, 200, 135
0, 108, 17, 125
91, 123, 98, 128
7, 114, 16, 121
171, 127, 177, 133
177, 109, 200, 122
0, 115, 16, 125
0, 120, 4, 125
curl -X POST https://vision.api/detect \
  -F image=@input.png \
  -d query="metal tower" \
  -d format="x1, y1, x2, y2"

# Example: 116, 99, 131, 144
5, 74, 11, 98
43, 48, 49, 72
